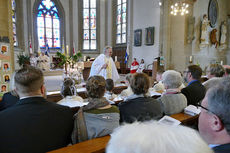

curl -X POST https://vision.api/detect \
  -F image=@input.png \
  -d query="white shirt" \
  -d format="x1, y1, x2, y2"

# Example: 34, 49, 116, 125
57, 95, 84, 108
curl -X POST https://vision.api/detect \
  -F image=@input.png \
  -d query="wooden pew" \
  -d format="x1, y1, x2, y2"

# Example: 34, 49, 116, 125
48, 113, 198, 153
170, 112, 199, 127
48, 135, 111, 153
46, 86, 127, 103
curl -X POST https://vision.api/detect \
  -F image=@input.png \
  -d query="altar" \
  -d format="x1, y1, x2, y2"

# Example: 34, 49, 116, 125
82, 61, 120, 81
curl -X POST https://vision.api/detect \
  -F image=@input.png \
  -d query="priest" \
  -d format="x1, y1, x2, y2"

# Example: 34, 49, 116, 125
89, 46, 119, 82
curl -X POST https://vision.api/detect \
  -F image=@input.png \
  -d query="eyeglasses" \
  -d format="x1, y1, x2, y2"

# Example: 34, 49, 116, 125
197, 104, 224, 124
197, 104, 210, 112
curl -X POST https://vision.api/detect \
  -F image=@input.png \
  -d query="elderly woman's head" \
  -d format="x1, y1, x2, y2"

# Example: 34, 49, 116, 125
61, 78, 76, 97
130, 73, 150, 95
86, 75, 106, 98
162, 70, 182, 89
207, 64, 225, 78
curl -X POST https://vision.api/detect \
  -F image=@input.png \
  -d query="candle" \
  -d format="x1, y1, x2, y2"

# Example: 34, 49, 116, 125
115, 56, 117, 62
189, 56, 192, 63
220, 61, 223, 65
84, 56, 86, 62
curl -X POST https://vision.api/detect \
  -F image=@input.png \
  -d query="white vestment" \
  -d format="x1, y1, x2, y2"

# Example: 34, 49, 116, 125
37, 54, 50, 71
89, 54, 119, 82
137, 63, 145, 73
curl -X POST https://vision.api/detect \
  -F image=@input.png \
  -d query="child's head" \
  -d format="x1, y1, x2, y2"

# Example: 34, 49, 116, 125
105, 79, 114, 92
125, 73, 133, 85
61, 78, 76, 97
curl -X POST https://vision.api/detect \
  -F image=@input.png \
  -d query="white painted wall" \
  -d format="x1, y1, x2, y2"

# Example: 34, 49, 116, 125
131, 0, 161, 69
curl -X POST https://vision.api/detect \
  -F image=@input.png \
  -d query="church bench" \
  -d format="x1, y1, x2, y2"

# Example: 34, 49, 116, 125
48, 113, 198, 153
46, 86, 128, 103
48, 135, 111, 153
170, 112, 199, 127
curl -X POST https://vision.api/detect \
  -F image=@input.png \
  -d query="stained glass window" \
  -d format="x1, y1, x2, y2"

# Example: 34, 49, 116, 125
116, 0, 127, 44
37, 0, 60, 48
83, 0, 97, 50
12, 0, 17, 46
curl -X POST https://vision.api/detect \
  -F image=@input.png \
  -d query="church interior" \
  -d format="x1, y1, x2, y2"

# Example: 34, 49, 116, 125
0, 0, 230, 152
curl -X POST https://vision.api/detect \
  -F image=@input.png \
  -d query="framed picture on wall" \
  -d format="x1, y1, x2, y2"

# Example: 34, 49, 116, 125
145, 27, 154, 46
134, 29, 142, 46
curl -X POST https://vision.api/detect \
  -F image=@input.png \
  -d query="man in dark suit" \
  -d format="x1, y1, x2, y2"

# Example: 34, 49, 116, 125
0, 66, 74, 153
0, 91, 19, 111
181, 65, 206, 106
199, 77, 230, 153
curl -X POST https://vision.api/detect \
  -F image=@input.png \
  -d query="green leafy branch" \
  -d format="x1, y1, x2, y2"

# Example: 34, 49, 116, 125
56, 51, 82, 68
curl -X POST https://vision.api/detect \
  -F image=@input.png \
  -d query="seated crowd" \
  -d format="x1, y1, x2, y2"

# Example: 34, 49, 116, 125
0, 64, 230, 153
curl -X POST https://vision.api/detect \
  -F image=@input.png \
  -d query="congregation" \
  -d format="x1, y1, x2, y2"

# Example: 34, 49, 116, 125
1, 49, 230, 152
0, 0, 230, 152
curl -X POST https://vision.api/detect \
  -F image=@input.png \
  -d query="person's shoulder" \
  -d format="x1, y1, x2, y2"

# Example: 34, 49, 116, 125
109, 105, 120, 113
213, 143, 230, 153
47, 101, 72, 112
145, 97, 160, 103
93, 54, 104, 61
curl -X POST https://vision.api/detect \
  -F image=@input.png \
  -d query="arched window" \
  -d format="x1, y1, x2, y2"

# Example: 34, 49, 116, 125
116, 0, 127, 44
12, 0, 17, 46
82, 0, 97, 51
37, 0, 60, 48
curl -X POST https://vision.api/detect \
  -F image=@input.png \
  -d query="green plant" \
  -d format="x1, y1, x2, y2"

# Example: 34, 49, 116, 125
56, 51, 82, 67
17, 54, 30, 67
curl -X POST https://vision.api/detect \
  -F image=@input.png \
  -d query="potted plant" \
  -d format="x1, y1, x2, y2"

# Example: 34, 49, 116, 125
56, 51, 82, 74
17, 54, 30, 67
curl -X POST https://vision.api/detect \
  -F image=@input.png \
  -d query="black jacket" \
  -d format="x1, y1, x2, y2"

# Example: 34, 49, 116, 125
119, 97, 163, 123
0, 92, 19, 111
213, 143, 230, 153
0, 97, 74, 153
181, 81, 206, 106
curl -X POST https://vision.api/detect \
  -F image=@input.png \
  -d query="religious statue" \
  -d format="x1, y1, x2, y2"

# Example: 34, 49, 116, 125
37, 51, 50, 71
200, 14, 210, 48
210, 29, 218, 48
219, 21, 227, 49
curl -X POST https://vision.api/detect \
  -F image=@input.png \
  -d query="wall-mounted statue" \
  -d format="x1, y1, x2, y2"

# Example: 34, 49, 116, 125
219, 21, 227, 49
200, 14, 210, 48
210, 29, 218, 48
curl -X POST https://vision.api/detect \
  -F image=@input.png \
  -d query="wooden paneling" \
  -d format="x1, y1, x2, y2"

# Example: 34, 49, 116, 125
112, 46, 127, 74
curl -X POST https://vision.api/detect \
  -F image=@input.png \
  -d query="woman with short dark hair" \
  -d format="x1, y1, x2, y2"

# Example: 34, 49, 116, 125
119, 73, 163, 123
